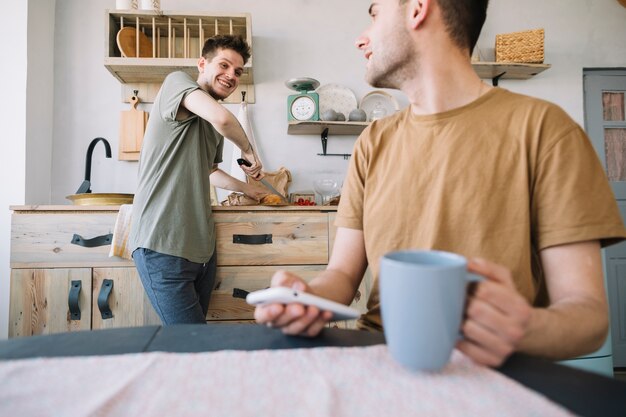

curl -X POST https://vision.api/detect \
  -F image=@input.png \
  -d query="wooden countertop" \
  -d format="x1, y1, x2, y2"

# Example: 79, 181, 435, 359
10, 205, 338, 212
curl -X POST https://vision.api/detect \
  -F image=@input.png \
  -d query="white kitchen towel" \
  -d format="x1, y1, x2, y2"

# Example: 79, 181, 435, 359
228, 99, 263, 183
108, 204, 133, 260
0, 345, 574, 417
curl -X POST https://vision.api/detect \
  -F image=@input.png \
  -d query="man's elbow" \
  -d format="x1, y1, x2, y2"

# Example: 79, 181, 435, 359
584, 310, 609, 353
570, 299, 609, 357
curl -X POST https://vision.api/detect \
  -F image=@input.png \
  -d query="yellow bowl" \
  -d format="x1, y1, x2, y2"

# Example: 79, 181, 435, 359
66, 193, 134, 206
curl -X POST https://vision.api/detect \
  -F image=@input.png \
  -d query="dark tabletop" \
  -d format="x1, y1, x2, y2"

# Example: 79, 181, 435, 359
1, 324, 624, 417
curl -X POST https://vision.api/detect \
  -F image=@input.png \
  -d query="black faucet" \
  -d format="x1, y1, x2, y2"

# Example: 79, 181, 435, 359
76, 137, 112, 194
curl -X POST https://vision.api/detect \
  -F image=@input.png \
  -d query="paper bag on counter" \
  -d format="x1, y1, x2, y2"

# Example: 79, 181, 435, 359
221, 167, 291, 206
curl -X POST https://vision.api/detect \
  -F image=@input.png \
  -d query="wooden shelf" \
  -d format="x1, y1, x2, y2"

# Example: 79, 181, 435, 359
472, 62, 550, 82
104, 57, 253, 84
105, 10, 253, 86
287, 121, 369, 135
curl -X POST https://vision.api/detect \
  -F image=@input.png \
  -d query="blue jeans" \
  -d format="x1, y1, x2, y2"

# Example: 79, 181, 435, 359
132, 248, 217, 325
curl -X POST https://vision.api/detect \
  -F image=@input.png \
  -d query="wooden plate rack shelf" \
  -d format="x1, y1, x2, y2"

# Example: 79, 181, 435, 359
105, 10, 254, 103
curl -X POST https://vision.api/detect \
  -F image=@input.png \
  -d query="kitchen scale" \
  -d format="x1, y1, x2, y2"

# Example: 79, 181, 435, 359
285, 77, 320, 121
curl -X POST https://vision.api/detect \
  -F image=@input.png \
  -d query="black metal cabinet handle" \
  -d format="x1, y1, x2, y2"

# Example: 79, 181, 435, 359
68, 280, 82, 320
71, 233, 113, 248
232, 288, 250, 299
232, 234, 273, 245
97, 279, 114, 320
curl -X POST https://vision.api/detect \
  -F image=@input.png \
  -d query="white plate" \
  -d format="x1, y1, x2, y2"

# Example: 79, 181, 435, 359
316, 84, 358, 119
359, 90, 400, 121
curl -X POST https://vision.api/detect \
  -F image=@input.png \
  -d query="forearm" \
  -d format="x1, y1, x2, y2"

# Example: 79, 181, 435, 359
519, 297, 609, 359
307, 268, 363, 306
219, 117, 252, 152
307, 227, 368, 305
210, 168, 247, 192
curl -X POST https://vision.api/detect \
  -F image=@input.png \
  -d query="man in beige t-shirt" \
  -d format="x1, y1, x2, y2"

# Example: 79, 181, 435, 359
254, 0, 626, 367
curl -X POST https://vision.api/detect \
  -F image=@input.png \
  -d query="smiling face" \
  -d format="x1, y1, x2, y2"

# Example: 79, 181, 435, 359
197, 48, 244, 100
355, 0, 417, 89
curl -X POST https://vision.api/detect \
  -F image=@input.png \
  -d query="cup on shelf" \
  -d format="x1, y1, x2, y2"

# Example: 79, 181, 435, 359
139, 0, 160, 10
116, 0, 137, 9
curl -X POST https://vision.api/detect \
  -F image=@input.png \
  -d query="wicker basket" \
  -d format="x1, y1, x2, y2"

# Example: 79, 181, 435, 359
495, 29, 544, 63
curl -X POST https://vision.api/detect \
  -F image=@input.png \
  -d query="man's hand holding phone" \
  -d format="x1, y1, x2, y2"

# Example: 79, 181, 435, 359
251, 271, 339, 337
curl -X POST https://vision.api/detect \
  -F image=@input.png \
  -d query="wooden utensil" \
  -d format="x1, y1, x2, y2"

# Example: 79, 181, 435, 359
116, 27, 153, 58
119, 95, 148, 160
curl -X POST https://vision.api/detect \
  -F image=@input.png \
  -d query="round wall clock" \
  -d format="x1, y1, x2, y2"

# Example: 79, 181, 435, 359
285, 77, 320, 122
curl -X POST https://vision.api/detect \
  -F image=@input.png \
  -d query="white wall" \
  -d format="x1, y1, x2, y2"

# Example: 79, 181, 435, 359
50, 0, 386, 203
26, 0, 55, 204
48, 0, 626, 204
0, 2, 28, 339
478, 0, 626, 124
1, 0, 626, 336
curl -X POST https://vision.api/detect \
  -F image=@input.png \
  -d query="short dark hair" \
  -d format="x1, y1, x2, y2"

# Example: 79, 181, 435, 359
202, 35, 251, 65
400, 0, 489, 54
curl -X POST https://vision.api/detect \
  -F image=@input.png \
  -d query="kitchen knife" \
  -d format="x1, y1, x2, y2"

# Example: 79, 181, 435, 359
237, 158, 289, 203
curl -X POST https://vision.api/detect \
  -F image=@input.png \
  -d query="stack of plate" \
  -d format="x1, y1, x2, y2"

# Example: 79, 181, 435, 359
316, 84, 358, 120
316, 84, 401, 122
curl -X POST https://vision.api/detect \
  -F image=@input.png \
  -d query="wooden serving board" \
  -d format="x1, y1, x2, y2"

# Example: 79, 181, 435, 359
116, 26, 153, 58
119, 95, 148, 160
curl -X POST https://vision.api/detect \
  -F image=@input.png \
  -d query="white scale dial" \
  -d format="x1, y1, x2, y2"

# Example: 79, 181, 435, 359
290, 96, 316, 121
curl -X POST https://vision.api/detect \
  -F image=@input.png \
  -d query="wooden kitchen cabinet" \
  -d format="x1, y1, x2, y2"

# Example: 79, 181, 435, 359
9, 205, 367, 336
9, 267, 159, 337
208, 208, 368, 328
8, 206, 158, 338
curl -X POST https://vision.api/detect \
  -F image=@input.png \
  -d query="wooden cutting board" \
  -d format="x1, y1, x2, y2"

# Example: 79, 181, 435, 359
119, 95, 148, 161
116, 27, 153, 58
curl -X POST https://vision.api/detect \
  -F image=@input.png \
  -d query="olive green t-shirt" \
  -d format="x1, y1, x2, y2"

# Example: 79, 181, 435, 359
336, 87, 626, 331
129, 71, 224, 263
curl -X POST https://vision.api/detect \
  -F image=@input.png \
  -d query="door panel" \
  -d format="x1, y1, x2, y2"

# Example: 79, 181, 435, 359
585, 74, 626, 196
584, 71, 626, 367
92, 267, 160, 329
9, 268, 92, 337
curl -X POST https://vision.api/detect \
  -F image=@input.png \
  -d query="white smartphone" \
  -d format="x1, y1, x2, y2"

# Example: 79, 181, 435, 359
246, 287, 360, 321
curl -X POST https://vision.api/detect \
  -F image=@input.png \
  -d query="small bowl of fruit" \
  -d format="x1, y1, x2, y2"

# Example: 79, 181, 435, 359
290, 192, 317, 206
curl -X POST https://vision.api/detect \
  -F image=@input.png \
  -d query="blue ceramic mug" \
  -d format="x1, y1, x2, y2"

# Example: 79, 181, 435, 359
379, 250, 482, 372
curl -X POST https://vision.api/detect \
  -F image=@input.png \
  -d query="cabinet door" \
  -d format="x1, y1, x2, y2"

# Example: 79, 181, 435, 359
9, 268, 91, 337
92, 267, 160, 329
208, 265, 326, 321
209, 264, 367, 329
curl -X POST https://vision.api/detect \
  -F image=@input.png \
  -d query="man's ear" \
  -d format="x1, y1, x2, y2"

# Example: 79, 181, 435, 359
197, 56, 206, 73
408, 0, 430, 30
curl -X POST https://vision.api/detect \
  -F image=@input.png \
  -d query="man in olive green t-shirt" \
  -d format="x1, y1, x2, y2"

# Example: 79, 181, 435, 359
253, 0, 626, 369
129, 35, 265, 324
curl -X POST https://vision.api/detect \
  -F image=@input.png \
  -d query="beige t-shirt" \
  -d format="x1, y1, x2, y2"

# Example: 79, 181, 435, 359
336, 87, 626, 331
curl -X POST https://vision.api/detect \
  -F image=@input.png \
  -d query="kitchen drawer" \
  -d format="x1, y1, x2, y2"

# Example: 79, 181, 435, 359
214, 212, 329, 266
207, 265, 326, 321
11, 212, 132, 268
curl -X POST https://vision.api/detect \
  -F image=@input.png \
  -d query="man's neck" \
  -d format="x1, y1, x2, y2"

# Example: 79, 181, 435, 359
402, 45, 489, 116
